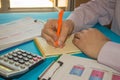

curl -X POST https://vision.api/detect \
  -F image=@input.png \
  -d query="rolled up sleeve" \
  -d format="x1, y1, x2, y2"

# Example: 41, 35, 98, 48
98, 41, 120, 72
67, 0, 115, 33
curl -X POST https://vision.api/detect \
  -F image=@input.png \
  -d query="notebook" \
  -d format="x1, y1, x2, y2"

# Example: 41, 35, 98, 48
0, 17, 44, 51
34, 34, 81, 57
38, 54, 120, 80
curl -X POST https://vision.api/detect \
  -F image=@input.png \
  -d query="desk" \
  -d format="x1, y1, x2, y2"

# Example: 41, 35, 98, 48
0, 12, 120, 80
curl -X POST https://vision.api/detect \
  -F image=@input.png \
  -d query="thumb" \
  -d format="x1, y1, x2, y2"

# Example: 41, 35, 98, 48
58, 22, 72, 47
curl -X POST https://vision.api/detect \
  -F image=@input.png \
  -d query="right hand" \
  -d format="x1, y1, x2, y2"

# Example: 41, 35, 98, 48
41, 19, 74, 48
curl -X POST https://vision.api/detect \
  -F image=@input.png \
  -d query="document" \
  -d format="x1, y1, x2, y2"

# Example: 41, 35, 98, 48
39, 54, 120, 80
0, 17, 44, 51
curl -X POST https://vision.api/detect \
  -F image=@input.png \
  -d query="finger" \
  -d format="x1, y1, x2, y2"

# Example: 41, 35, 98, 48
58, 23, 70, 47
80, 29, 88, 34
72, 37, 80, 47
74, 32, 82, 39
42, 27, 58, 41
41, 32, 55, 47
45, 19, 58, 29
44, 20, 57, 29
44, 20, 58, 40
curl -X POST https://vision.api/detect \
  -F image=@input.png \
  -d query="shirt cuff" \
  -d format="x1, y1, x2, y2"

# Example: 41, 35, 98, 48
98, 41, 120, 72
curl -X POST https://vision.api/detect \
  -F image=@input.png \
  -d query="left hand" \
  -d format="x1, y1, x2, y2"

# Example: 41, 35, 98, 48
73, 28, 109, 59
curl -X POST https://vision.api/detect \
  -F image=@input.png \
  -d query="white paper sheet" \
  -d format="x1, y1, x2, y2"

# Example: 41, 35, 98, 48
39, 54, 120, 80
0, 17, 44, 51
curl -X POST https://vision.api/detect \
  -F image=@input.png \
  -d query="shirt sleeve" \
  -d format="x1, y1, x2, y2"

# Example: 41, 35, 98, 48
67, 0, 115, 33
98, 41, 120, 72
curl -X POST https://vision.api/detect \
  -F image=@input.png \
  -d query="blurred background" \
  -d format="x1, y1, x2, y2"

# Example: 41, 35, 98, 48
0, 0, 89, 12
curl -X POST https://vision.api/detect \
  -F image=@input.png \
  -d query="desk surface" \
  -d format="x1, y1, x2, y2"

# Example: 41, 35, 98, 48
0, 12, 120, 80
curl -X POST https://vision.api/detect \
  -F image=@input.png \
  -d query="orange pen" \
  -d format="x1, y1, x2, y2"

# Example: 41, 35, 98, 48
54, 10, 64, 47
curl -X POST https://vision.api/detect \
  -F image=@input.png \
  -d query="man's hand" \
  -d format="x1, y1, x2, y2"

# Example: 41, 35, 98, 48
41, 19, 74, 47
73, 28, 109, 59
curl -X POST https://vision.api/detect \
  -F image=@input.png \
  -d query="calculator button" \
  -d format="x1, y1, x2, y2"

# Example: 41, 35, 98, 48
26, 52, 31, 55
29, 60, 34, 64
23, 57, 29, 61
20, 50, 25, 53
8, 55, 13, 59
15, 63, 20, 66
27, 55, 33, 59
8, 52, 13, 55
33, 57, 38, 61
4, 55, 8, 57
32, 54, 37, 57
9, 61, 14, 64
25, 62, 30, 66
12, 53, 17, 57
18, 55, 23, 59
18, 59, 25, 64
13, 57, 19, 61
37, 56, 41, 59
17, 51, 22, 55
20, 65, 25, 69
4, 58, 9, 62
22, 53, 27, 57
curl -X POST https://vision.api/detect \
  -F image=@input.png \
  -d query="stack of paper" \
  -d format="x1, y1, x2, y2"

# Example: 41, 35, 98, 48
0, 17, 44, 51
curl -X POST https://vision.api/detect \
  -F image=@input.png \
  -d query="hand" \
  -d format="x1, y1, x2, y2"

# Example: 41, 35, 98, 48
41, 19, 74, 47
73, 28, 109, 59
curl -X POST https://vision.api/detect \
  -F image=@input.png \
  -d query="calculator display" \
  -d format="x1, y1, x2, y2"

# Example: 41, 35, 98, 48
0, 65, 13, 72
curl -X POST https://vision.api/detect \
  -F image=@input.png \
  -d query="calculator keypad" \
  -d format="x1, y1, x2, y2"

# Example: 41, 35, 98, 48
0, 49, 44, 70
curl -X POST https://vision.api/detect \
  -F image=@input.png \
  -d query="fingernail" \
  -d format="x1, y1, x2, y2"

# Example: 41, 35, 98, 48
58, 40, 63, 47
59, 44, 64, 48
54, 37, 58, 41
54, 41, 58, 47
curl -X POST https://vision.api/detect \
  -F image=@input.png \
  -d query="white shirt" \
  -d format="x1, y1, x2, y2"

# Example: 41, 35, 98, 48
68, 0, 120, 72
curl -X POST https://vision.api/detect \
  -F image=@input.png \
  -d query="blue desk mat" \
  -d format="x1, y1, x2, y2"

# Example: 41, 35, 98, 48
0, 12, 120, 80
0, 12, 70, 80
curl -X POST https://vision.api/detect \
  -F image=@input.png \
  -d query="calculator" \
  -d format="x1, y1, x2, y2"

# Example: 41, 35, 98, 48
0, 49, 44, 78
